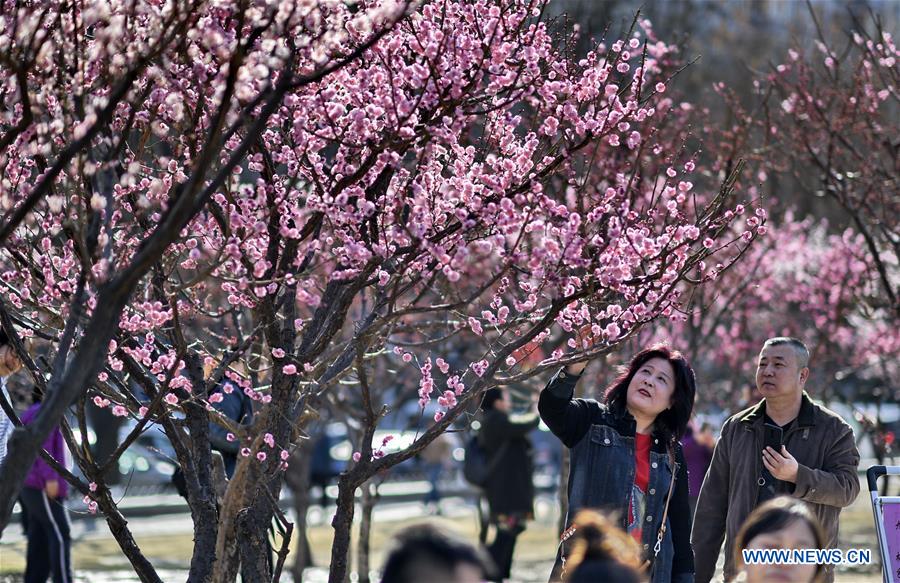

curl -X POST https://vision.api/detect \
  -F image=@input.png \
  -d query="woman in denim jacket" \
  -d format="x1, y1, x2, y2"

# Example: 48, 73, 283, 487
539, 343, 696, 583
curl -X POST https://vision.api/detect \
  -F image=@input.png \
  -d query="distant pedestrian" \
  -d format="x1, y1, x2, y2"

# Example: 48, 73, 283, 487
682, 421, 714, 516
207, 378, 254, 479
19, 387, 73, 583
310, 430, 338, 508
733, 496, 827, 583
478, 386, 540, 582
380, 521, 494, 583
0, 329, 24, 466
420, 432, 453, 514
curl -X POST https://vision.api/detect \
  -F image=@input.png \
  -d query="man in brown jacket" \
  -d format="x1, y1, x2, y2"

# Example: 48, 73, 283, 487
691, 337, 860, 583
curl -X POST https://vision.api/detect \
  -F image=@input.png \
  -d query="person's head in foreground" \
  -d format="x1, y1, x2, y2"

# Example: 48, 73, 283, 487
734, 496, 827, 583
564, 510, 644, 583
380, 522, 494, 583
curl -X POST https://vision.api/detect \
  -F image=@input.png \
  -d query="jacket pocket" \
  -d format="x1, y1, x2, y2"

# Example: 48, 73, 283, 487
589, 424, 623, 448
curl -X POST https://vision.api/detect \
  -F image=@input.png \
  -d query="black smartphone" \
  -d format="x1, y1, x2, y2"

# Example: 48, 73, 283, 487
763, 423, 783, 452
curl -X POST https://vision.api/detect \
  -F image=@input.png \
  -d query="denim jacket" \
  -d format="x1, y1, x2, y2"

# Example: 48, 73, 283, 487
539, 368, 694, 583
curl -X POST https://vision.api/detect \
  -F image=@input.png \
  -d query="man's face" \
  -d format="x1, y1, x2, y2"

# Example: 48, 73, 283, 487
756, 344, 807, 399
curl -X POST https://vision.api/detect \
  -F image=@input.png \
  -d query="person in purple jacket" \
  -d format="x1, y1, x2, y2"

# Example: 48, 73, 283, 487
19, 386, 72, 583
682, 421, 715, 517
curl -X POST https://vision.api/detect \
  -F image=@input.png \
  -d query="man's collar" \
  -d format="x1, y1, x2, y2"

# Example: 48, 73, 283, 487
797, 392, 816, 426
739, 392, 816, 427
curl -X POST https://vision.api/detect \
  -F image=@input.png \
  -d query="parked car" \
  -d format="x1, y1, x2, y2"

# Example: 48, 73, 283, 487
69, 422, 177, 493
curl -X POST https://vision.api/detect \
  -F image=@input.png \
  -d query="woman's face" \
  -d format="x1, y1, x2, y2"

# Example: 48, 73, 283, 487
0, 345, 22, 377
742, 519, 819, 583
625, 357, 676, 421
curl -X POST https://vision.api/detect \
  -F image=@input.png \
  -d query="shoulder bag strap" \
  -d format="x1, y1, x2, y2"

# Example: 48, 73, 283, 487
652, 443, 678, 558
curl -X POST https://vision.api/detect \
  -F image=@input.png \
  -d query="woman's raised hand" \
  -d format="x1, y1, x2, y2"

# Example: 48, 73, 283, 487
575, 324, 599, 351
566, 324, 598, 375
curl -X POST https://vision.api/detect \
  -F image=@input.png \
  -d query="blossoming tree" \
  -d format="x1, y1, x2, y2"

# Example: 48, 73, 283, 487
0, 1, 764, 581
630, 10, 898, 419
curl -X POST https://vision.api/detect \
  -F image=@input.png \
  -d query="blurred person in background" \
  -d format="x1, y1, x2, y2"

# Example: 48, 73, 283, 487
0, 328, 24, 465
205, 361, 255, 479
419, 430, 454, 515
479, 386, 540, 582
682, 421, 715, 516
19, 386, 73, 583
380, 521, 494, 583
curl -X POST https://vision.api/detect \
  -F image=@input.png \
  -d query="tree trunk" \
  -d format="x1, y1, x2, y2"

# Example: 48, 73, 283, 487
178, 402, 222, 583
328, 475, 360, 583
285, 439, 315, 583
100, 497, 163, 583
237, 504, 274, 583
357, 480, 380, 583
212, 466, 250, 583
186, 497, 220, 583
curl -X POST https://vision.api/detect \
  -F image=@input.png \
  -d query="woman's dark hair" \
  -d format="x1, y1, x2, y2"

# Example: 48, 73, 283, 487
380, 522, 493, 582
735, 497, 827, 580
480, 388, 504, 411
0, 329, 8, 345
603, 343, 696, 440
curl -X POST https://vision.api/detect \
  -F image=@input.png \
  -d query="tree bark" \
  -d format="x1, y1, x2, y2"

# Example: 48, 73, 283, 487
237, 504, 273, 583
212, 468, 248, 583
328, 475, 360, 583
357, 480, 380, 583
285, 439, 315, 583
100, 497, 164, 583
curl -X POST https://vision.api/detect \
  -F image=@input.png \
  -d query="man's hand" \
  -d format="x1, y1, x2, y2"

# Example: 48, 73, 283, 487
45, 480, 60, 499
763, 445, 799, 483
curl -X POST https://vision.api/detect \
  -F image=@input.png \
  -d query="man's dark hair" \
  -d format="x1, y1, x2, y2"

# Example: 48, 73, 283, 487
480, 387, 504, 411
380, 522, 493, 583
603, 343, 696, 440
762, 337, 810, 368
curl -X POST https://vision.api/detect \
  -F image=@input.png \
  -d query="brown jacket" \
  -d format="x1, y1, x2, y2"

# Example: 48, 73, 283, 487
691, 392, 860, 583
